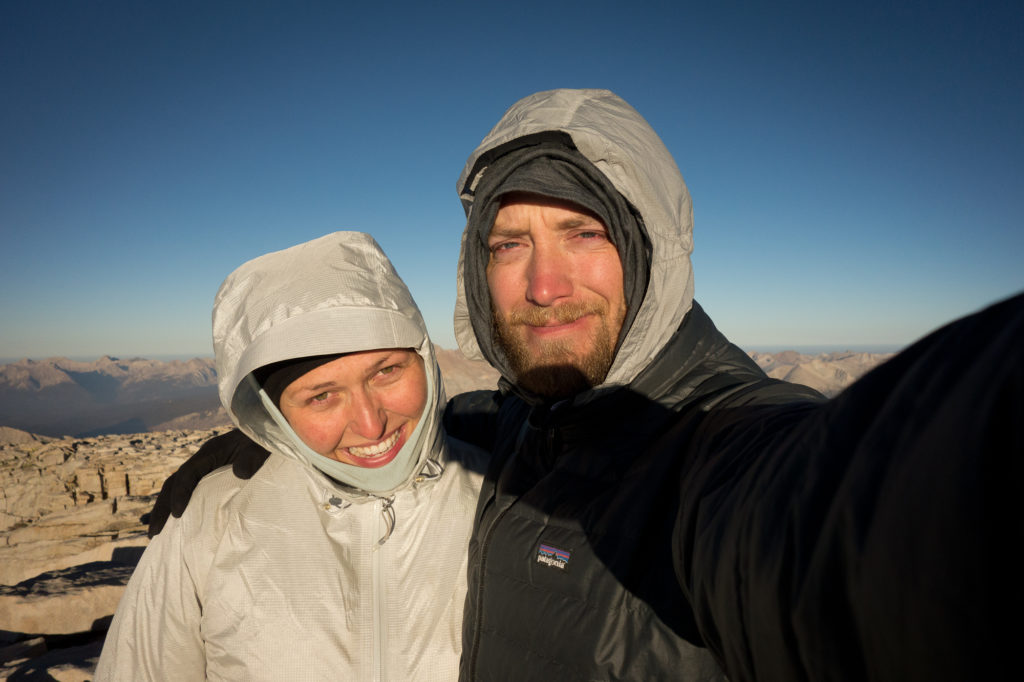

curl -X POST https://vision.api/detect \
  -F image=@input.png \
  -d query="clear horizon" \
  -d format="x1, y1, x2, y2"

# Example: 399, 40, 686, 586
0, 343, 910, 367
2, 2, 1021, 359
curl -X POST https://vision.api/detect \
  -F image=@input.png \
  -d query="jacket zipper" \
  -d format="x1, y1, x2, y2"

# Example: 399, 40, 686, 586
466, 494, 508, 679
372, 497, 386, 682
466, 419, 540, 679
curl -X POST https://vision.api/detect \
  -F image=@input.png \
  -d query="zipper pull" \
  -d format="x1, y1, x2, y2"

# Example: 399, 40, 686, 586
377, 496, 396, 545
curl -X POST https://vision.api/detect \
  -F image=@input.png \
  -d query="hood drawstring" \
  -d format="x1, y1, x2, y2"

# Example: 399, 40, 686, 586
377, 496, 396, 545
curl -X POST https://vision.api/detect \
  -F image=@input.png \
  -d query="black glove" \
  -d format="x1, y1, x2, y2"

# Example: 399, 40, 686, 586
146, 428, 270, 537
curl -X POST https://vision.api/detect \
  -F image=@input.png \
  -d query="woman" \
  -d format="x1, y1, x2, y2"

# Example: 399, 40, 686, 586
96, 232, 488, 680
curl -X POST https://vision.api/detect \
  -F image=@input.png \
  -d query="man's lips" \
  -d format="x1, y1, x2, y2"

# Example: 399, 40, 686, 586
524, 315, 590, 336
508, 301, 603, 329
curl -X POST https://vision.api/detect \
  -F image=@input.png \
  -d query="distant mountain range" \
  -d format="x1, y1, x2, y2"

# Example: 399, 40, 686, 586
749, 349, 894, 398
0, 348, 889, 437
0, 356, 223, 437
0, 351, 501, 438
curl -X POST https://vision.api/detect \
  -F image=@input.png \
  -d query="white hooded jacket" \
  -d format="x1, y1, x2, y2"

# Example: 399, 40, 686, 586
97, 232, 488, 681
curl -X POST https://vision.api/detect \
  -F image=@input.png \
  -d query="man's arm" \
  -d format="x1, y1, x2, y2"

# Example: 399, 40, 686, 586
147, 428, 269, 537
675, 292, 1024, 680
443, 389, 504, 452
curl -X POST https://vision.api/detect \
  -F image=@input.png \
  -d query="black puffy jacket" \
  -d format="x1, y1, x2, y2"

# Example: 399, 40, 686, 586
451, 88, 1024, 680
451, 293, 1024, 682
449, 303, 823, 680
674, 291, 1024, 682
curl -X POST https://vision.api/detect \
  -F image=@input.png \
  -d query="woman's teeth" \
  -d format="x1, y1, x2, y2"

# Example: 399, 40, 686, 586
347, 430, 400, 458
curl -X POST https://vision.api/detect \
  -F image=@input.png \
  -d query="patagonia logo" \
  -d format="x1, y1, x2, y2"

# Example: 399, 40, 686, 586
536, 543, 571, 570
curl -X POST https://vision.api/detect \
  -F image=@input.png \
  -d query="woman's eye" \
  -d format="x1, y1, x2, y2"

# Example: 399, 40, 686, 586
377, 362, 408, 380
310, 392, 329, 403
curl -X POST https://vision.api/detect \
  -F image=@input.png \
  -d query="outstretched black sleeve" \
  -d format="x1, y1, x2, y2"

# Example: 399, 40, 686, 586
443, 389, 503, 451
675, 292, 1024, 681
147, 428, 270, 537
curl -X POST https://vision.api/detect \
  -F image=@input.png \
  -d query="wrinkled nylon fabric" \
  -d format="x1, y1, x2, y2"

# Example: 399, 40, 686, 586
97, 232, 488, 680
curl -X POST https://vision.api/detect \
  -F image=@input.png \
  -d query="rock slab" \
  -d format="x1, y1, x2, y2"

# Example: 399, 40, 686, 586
0, 426, 229, 679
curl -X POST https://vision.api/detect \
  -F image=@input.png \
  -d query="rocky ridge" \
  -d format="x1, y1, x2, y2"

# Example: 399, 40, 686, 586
749, 349, 894, 397
0, 356, 221, 438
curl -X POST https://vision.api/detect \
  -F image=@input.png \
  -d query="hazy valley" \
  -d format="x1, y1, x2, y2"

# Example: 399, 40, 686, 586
0, 349, 503, 439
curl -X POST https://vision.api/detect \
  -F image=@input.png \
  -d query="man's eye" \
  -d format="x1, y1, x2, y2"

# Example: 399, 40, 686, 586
489, 241, 524, 262
378, 365, 397, 375
310, 392, 329, 403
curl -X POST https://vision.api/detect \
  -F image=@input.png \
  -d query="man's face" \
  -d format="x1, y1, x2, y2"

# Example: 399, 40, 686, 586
486, 193, 626, 398
279, 349, 426, 468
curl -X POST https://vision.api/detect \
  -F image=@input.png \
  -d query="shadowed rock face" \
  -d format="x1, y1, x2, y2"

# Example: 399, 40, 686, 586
0, 562, 138, 635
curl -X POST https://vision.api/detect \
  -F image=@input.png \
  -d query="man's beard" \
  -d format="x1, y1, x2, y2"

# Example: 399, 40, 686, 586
492, 300, 623, 399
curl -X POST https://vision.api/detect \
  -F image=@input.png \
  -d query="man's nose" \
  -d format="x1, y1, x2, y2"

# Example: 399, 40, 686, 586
525, 245, 573, 306
348, 390, 387, 440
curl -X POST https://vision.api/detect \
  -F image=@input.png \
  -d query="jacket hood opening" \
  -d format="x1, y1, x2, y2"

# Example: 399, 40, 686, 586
214, 231, 448, 498
460, 139, 652, 394
454, 89, 695, 402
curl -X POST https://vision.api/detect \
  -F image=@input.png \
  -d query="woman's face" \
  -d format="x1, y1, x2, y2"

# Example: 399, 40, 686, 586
278, 348, 427, 469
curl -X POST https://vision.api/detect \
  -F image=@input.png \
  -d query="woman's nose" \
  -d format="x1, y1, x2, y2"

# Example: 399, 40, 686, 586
348, 390, 387, 440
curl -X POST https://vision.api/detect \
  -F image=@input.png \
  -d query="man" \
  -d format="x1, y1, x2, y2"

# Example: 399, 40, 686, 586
154, 90, 1022, 680
447, 89, 1021, 681
447, 89, 829, 679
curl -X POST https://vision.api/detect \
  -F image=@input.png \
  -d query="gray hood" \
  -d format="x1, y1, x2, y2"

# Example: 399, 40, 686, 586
213, 231, 445, 495
454, 88, 694, 390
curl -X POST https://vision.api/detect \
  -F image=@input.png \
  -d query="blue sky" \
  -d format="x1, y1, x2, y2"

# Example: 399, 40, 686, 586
2, 0, 1021, 361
